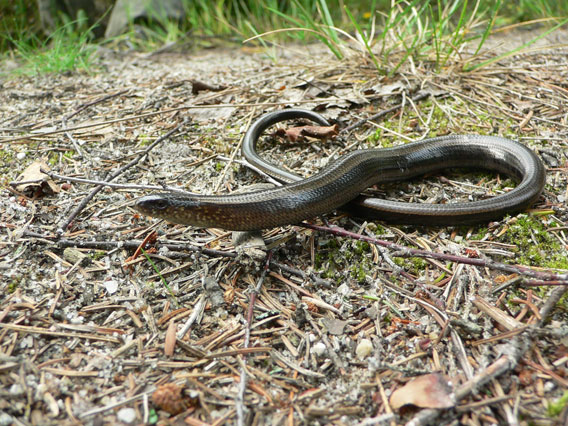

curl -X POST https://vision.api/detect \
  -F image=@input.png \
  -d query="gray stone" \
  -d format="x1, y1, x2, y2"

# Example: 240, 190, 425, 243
117, 407, 137, 424
105, 0, 185, 37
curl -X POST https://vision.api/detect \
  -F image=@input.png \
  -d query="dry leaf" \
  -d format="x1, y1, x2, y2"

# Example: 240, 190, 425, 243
191, 106, 235, 123
276, 124, 339, 142
332, 87, 369, 105
15, 159, 60, 196
190, 79, 227, 94
322, 318, 347, 335
72, 120, 114, 137
164, 320, 177, 357
389, 372, 455, 410
370, 81, 405, 97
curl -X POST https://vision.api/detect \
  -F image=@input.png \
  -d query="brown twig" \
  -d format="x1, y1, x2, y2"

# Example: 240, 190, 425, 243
407, 285, 567, 425
0, 99, 345, 144
56, 121, 186, 235
60, 90, 128, 159
21, 230, 334, 288
12, 169, 190, 193
64, 89, 129, 121
61, 89, 128, 158
236, 251, 273, 426
214, 108, 255, 193
340, 91, 433, 134
125, 231, 158, 265
9, 154, 283, 192
302, 223, 568, 284
0, 323, 121, 344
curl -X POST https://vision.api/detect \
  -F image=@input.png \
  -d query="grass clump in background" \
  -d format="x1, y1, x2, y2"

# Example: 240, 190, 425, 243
1, 0, 567, 76
1, 0, 97, 75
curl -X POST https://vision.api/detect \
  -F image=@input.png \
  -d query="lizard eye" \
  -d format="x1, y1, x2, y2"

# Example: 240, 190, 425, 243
152, 199, 169, 210
135, 196, 170, 212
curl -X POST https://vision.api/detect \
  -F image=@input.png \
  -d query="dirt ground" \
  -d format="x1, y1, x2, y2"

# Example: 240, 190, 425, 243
0, 28, 567, 425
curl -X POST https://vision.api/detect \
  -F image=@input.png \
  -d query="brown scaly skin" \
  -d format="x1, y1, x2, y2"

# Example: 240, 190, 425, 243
134, 109, 546, 231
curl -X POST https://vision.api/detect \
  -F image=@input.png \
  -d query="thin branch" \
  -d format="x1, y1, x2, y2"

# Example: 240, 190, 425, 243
56, 121, 186, 235
0, 99, 344, 144
340, 91, 433, 134
9, 155, 281, 191
64, 89, 129, 121
214, 108, 256, 193
60, 90, 129, 159
236, 251, 273, 426
302, 223, 568, 284
407, 285, 567, 426
15, 169, 192, 194
21, 230, 333, 288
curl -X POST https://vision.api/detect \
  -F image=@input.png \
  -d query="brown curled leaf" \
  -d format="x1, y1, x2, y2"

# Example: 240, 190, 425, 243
275, 124, 339, 142
15, 159, 60, 196
190, 79, 227, 94
389, 372, 455, 410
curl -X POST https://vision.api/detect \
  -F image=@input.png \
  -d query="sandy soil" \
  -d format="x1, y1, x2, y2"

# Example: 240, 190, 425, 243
0, 28, 567, 425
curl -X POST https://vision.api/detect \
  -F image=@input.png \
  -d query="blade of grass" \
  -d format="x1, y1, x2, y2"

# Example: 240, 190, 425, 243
344, 5, 383, 74
473, 0, 502, 56
390, 1, 429, 73
141, 248, 177, 302
376, 0, 423, 67
244, 26, 342, 53
245, 21, 277, 61
366, 0, 377, 39
317, 0, 340, 46
266, 1, 344, 58
4, 16, 97, 75
466, 17, 568, 71
431, 0, 443, 65
389, 24, 423, 76
245, 21, 344, 59
442, 0, 470, 66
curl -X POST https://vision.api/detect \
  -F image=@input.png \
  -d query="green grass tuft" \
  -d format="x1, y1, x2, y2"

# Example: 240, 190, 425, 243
2, 1, 567, 75
3, 13, 97, 75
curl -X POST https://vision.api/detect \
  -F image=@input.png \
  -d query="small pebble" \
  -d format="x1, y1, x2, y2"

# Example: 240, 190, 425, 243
16, 152, 26, 160
117, 407, 137, 424
337, 283, 351, 296
355, 339, 373, 359
311, 342, 326, 356
9, 384, 24, 396
0, 412, 13, 426
104, 280, 119, 294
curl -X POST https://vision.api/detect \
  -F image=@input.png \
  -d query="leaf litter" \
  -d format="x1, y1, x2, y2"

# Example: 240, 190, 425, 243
0, 30, 567, 425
